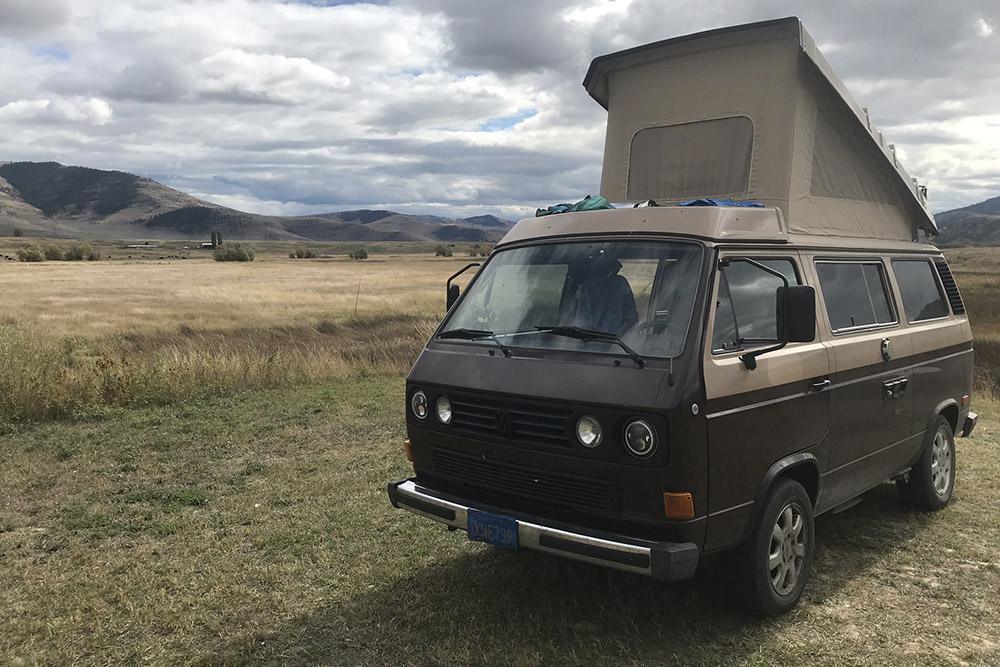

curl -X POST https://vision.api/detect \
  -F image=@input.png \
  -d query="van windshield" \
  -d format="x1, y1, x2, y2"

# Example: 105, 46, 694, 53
441, 240, 703, 359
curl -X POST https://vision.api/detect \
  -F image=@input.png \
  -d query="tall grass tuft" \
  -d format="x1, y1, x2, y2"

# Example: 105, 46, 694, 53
0, 315, 435, 423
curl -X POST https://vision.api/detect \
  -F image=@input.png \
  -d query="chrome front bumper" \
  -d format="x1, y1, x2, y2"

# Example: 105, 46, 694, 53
387, 479, 699, 581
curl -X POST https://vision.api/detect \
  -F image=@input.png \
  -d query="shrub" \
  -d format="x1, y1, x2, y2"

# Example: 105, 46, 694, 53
213, 243, 255, 262
434, 245, 453, 257
290, 247, 317, 259
466, 243, 492, 258
347, 247, 368, 261
43, 244, 64, 261
13, 228, 23, 237
16, 245, 44, 262
63, 243, 97, 261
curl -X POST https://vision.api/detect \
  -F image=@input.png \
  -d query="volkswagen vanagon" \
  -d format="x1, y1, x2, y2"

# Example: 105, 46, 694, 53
386, 18, 977, 615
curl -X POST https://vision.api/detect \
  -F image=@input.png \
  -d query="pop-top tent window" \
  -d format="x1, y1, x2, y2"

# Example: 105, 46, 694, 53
627, 117, 753, 201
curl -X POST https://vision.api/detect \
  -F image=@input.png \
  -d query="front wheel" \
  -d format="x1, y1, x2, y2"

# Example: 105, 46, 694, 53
741, 479, 815, 616
898, 416, 956, 510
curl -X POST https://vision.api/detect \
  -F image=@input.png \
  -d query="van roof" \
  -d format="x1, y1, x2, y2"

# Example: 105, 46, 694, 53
577, 17, 936, 242
497, 205, 940, 253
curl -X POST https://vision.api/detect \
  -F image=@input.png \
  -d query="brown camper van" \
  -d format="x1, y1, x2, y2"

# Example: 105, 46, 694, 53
386, 18, 977, 615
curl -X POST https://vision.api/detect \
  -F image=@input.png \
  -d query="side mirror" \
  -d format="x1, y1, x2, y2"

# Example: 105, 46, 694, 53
447, 283, 460, 309
740, 284, 817, 370
777, 285, 816, 343
446, 262, 481, 311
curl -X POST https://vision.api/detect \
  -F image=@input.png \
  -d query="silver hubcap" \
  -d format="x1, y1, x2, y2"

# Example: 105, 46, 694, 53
768, 503, 806, 596
931, 429, 953, 497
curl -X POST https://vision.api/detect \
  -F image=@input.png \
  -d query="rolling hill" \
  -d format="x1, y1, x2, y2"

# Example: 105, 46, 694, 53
934, 196, 1000, 246
0, 161, 514, 242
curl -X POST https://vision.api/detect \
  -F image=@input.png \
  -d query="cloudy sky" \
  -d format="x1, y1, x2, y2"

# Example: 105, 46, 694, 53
1, 0, 998, 219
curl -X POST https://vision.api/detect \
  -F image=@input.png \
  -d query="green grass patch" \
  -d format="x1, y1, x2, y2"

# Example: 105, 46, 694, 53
1, 375, 998, 665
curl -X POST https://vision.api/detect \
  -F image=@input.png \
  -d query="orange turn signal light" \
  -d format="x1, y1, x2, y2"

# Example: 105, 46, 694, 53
403, 439, 414, 462
663, 492, 695, 520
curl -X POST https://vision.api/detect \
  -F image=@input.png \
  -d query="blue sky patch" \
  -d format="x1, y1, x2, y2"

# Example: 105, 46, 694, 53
478, 108, 537, 132
33, 45, 70, 61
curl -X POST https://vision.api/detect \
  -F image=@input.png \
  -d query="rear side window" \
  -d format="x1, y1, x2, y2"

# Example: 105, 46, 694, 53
892, 259, 949, 322
816, 261, 896, 332
712, 258, 799, 353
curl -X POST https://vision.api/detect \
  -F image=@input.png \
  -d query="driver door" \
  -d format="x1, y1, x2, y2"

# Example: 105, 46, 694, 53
702, 250, 833, 551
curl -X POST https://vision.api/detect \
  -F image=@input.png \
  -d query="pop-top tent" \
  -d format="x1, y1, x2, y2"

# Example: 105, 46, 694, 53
583, 17, 937, 241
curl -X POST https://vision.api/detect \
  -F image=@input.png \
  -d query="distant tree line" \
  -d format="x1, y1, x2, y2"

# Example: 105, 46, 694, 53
16, 243, 101, 262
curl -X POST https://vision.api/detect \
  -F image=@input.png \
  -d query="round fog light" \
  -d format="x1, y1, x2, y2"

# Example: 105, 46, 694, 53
411, 391, 428, 419
576, 415, 602, 448
436, 395, 452, 424
624, 419, 656, 458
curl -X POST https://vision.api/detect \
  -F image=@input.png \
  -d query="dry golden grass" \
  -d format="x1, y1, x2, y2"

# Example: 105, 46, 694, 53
0, 253, 458, 336
0, 252, 470, 421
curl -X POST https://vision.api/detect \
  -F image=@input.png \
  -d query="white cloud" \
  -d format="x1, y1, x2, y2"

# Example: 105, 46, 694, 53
0, 96, 112, 125
0, 0, 998, 217
196, 48, 351, 104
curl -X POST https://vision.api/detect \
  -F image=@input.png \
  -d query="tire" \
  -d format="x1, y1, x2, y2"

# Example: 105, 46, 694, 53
740, 478, 815, 616
898, 416, 956, 511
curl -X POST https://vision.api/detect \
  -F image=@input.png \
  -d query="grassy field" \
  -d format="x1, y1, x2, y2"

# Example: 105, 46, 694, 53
1, 243, 999, 665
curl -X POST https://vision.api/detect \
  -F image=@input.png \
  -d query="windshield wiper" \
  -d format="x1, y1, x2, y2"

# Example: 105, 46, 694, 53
437, 328, 511, 357
534, 325, 645, 368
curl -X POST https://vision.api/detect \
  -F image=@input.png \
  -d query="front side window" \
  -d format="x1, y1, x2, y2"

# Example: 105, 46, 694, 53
816, 261, 896, 332
442, 241, 704, 359
712, 258, 799, 353
892, 259, 949, 322
627, 116, 754, 201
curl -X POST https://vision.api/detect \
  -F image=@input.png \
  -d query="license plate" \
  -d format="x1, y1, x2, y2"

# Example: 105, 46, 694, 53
467, 509, 519, 550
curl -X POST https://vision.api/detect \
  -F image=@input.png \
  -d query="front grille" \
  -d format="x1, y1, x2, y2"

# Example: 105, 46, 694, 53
449, 394, 573, 449
431, 448, 613, 513
934, 259, 966, 315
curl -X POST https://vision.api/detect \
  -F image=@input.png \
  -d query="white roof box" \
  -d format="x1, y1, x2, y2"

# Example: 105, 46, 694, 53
584, 17, 937, 241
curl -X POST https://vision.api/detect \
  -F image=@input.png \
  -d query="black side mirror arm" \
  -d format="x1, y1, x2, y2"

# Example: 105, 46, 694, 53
719, 258, 791, 371
446, 262, 480, 309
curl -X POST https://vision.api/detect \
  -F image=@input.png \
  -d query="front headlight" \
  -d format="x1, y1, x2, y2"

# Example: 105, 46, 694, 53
576, 415, 602, 448
411, 391, 428, 419
436, 395, 452, 424
624, 419, 656, 458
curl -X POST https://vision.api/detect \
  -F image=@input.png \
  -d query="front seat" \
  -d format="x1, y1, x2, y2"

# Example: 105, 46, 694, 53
568, 260, 639, 335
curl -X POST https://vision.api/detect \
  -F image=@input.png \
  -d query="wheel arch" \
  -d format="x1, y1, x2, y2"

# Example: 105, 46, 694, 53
933, 399, 960, 435
742, 452, 819, 543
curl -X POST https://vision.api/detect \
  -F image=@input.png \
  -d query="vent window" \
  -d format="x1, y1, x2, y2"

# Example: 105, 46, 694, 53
934, 259, 966, 315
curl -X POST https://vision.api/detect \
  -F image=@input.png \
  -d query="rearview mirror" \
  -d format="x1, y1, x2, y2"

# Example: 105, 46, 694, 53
777, 285, 816, 343
447, 283, 460, 309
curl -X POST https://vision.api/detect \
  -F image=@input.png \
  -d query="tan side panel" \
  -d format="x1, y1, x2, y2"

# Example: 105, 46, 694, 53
704, 341, 830, 401
906, 318, 972, 356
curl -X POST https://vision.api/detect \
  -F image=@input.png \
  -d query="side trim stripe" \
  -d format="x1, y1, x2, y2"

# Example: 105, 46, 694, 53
705, 348, 972, 420
707, 499, 754, 518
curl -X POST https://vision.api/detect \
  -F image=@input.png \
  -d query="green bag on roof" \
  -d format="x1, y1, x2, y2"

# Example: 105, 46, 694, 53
535, 194, 615, 217
569, 194, 614, 212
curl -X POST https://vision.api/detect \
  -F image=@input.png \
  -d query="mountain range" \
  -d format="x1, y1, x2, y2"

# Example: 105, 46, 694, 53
0, 162, 514, 242
2, 160, 998, 245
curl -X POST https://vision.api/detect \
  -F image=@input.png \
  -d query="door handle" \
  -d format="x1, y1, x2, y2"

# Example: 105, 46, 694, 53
810, 379, 831, 391
882, 376, 909, 399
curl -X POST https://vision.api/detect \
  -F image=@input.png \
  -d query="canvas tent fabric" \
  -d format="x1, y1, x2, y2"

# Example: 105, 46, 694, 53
583, 17, 936, 241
